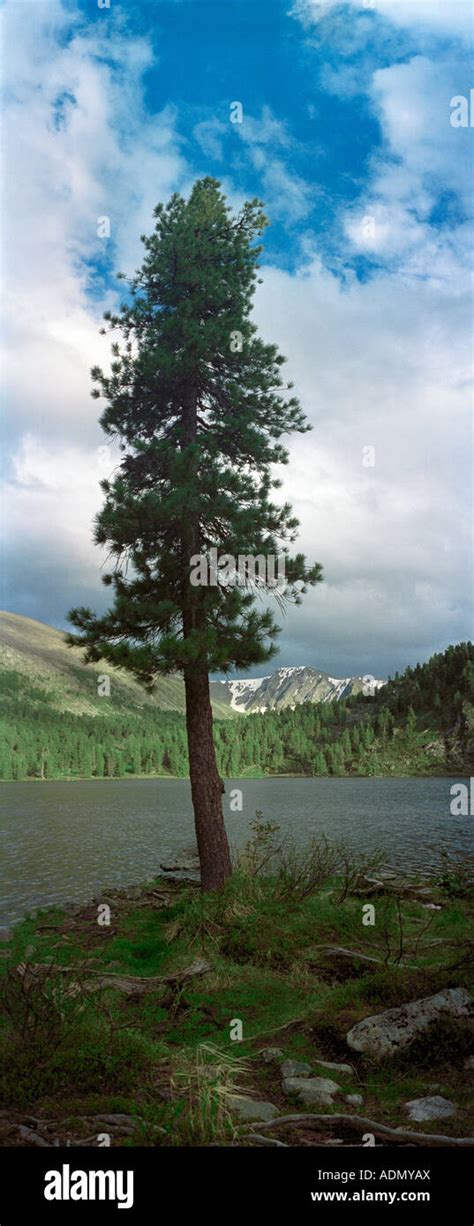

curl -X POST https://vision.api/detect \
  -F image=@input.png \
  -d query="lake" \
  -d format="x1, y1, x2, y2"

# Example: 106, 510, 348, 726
0, 777, 472, 926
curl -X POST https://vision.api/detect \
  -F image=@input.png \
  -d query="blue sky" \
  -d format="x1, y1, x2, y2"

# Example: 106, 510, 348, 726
1, 0, 473, 678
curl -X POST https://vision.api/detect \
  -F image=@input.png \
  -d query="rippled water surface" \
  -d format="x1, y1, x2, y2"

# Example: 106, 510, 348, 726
0, 776, 471, 925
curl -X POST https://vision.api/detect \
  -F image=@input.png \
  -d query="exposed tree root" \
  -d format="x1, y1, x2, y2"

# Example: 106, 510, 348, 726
246, 1113, 474, 1147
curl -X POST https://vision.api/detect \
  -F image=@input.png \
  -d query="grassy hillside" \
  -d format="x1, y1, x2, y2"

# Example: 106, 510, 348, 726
0, 612, 232, 719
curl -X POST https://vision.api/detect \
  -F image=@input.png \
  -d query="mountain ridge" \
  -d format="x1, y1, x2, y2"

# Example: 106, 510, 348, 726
214, 666, 386, 713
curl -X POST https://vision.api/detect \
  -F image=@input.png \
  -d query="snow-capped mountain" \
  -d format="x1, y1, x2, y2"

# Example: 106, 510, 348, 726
210, 666, 385, 714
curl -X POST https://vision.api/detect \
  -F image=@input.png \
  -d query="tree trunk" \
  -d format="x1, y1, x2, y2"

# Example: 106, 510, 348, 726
180, 382, 232, 891
184, 669, 232, 891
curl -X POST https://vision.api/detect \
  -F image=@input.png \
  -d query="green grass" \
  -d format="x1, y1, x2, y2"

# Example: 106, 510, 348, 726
1, 856, 473, 1146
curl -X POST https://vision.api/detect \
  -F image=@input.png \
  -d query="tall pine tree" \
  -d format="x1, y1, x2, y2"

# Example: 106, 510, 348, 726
68, 179, 322, 890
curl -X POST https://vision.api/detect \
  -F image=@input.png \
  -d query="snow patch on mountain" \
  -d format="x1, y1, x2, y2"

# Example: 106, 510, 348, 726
211, 666, 386, 714
227, 677, 268, 711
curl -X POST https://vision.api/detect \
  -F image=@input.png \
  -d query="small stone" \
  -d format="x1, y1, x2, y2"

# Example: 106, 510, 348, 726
261, 1047, 284, 1064
315, 1060, 353, 1076
280, 1059, 312, 1078
227, 1096, 279, 1123
404, 1096, 457, 1123
282, 1076, 341, 1107
464, 1056, 474, 1071
344, 1094, 364, 1107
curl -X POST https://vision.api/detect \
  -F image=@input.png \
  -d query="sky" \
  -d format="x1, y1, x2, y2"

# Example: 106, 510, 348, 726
1, 0, 473, 680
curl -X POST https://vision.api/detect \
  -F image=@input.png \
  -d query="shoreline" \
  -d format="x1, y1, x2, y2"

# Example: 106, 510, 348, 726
0, 855, 449, 933
0, 770, 463, 783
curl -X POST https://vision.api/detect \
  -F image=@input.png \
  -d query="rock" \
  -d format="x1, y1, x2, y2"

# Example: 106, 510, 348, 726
404, 1096, 457, 1123
464, 1056, 474, 1071
346, 988, 473, 1059
344, 1094, 364, 1107
422, 904, 442, 911
160, 859, 199, 874
315, 1060, 353, 1076
282, 1077, 341, 1107
280, 1060, 312, 1078
261, 1047, 284, 1064
227, 1096, 279, 1123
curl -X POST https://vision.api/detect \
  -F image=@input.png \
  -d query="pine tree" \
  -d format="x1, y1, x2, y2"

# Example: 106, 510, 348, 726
66, 179, 322, 890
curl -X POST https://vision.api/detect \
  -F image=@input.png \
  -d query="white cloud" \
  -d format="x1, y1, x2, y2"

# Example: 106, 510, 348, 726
7, 434, 111, 560
1, 0, 186, 446
1, 0, 471, 674
339, 51, 472, 280
250, 247, 471, 672
194, 118, 227, 161
194, 105, 314, 222
294, 0, 473, 40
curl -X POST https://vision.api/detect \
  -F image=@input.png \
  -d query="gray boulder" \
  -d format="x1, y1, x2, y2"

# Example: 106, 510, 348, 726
280, 1059, 312, 1078
227, 1096, 279, 1123
346, 988, 472, 1059
344, 1094, 364, 1107
404, 1096, 457, 1123
282, 1076, 341, 1106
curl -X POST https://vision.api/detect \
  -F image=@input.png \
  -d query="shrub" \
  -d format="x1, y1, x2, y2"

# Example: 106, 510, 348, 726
393, 1017, 474, 1071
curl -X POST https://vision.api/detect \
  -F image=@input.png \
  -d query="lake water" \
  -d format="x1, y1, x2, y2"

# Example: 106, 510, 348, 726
0, 777, 472, 926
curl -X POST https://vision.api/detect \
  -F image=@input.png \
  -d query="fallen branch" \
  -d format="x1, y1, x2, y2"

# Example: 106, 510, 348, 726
16, 958, 211, 997
246, 1113, 474, 1147
308, 946, 383, 966
83, 957, 212, 995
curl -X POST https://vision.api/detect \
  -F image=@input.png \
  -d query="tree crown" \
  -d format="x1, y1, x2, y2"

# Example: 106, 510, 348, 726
68, 178, 322, 683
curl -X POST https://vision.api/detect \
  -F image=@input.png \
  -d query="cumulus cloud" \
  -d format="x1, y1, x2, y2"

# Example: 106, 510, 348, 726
1, 0, 472, 678
294, 0, 473, 41
341, 52, 473, 287
1, 0, 186, 447
252, 8, 473, 674
251, 249, 471, 674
